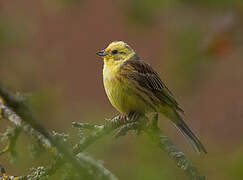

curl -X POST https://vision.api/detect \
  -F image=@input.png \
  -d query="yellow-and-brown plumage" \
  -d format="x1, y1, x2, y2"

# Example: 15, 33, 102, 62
97, 41, 206, 154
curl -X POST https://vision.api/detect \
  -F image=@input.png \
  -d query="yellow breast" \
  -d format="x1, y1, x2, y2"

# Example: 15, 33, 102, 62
103, 61, 151, 114
103, 61, 122, 110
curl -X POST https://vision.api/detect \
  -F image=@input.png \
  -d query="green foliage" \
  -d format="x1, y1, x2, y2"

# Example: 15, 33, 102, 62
0, 126, 20, 163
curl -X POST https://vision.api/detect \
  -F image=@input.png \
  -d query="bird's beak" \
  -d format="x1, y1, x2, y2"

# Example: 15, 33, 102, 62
96, 50, 108, 57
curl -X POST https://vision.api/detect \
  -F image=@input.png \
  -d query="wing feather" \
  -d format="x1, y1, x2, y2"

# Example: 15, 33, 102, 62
120, 58, 184, 114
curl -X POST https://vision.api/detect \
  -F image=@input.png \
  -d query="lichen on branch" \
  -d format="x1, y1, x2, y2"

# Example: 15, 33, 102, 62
0, 84, 205, 180
0, 85, 117, 180
73, 114, 205, 180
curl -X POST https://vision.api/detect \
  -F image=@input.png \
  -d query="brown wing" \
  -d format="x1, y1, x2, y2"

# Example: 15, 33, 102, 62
120, 58, 184, 114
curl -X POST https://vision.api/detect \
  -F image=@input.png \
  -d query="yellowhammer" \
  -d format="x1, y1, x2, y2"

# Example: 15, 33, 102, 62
97, 41, 206, 154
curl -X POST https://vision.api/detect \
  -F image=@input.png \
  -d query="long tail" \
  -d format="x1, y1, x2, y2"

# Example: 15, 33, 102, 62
163, 109, 207, 154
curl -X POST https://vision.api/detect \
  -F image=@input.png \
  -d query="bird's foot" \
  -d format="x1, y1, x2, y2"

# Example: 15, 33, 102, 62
127, 112, 142, 122
120, 114, 128, 122
112, 112, 142, 123
115, 113, 144, 138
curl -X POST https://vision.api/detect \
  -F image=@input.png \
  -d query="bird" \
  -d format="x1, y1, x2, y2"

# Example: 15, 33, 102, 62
97, 41, 206, 154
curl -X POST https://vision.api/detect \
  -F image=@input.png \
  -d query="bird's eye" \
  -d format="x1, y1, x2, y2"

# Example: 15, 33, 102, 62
111, 50, 118, 54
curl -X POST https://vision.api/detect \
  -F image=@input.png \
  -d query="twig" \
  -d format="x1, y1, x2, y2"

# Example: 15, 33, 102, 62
144, 114, 205, 180
0, 85, 118, 180
0, 84, 205, 180
74, 114, 205, 180
72, 116, 126, 153
76, 153, 118, 180
0, 126, 21, 156
0, 103, 52, 151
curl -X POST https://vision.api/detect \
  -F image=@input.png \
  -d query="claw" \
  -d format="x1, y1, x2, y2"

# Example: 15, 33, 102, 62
127, 112, 142, 122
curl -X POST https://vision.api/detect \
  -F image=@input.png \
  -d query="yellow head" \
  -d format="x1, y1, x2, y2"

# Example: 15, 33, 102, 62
97, 41, 136, 63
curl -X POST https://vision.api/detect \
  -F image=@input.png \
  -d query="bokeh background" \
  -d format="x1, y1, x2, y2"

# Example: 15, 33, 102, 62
0, 0, 243, 179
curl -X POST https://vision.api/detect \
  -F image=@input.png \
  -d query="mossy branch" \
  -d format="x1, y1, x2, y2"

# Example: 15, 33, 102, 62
0, 84, 117, 180
73, 114, 206, 180
0, 84, 205, 180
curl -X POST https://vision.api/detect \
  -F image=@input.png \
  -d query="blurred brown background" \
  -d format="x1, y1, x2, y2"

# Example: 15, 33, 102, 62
0, 0, 243, 179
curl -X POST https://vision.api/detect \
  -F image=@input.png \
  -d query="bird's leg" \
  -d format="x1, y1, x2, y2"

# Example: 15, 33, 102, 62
109, 114, 128, 124
113, 112, 141, 123
107, 114, 126, 122
119, 114, 127, 122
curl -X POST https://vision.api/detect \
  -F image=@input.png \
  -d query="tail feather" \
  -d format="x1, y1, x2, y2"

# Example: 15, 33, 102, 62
165, 109, 207, 154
